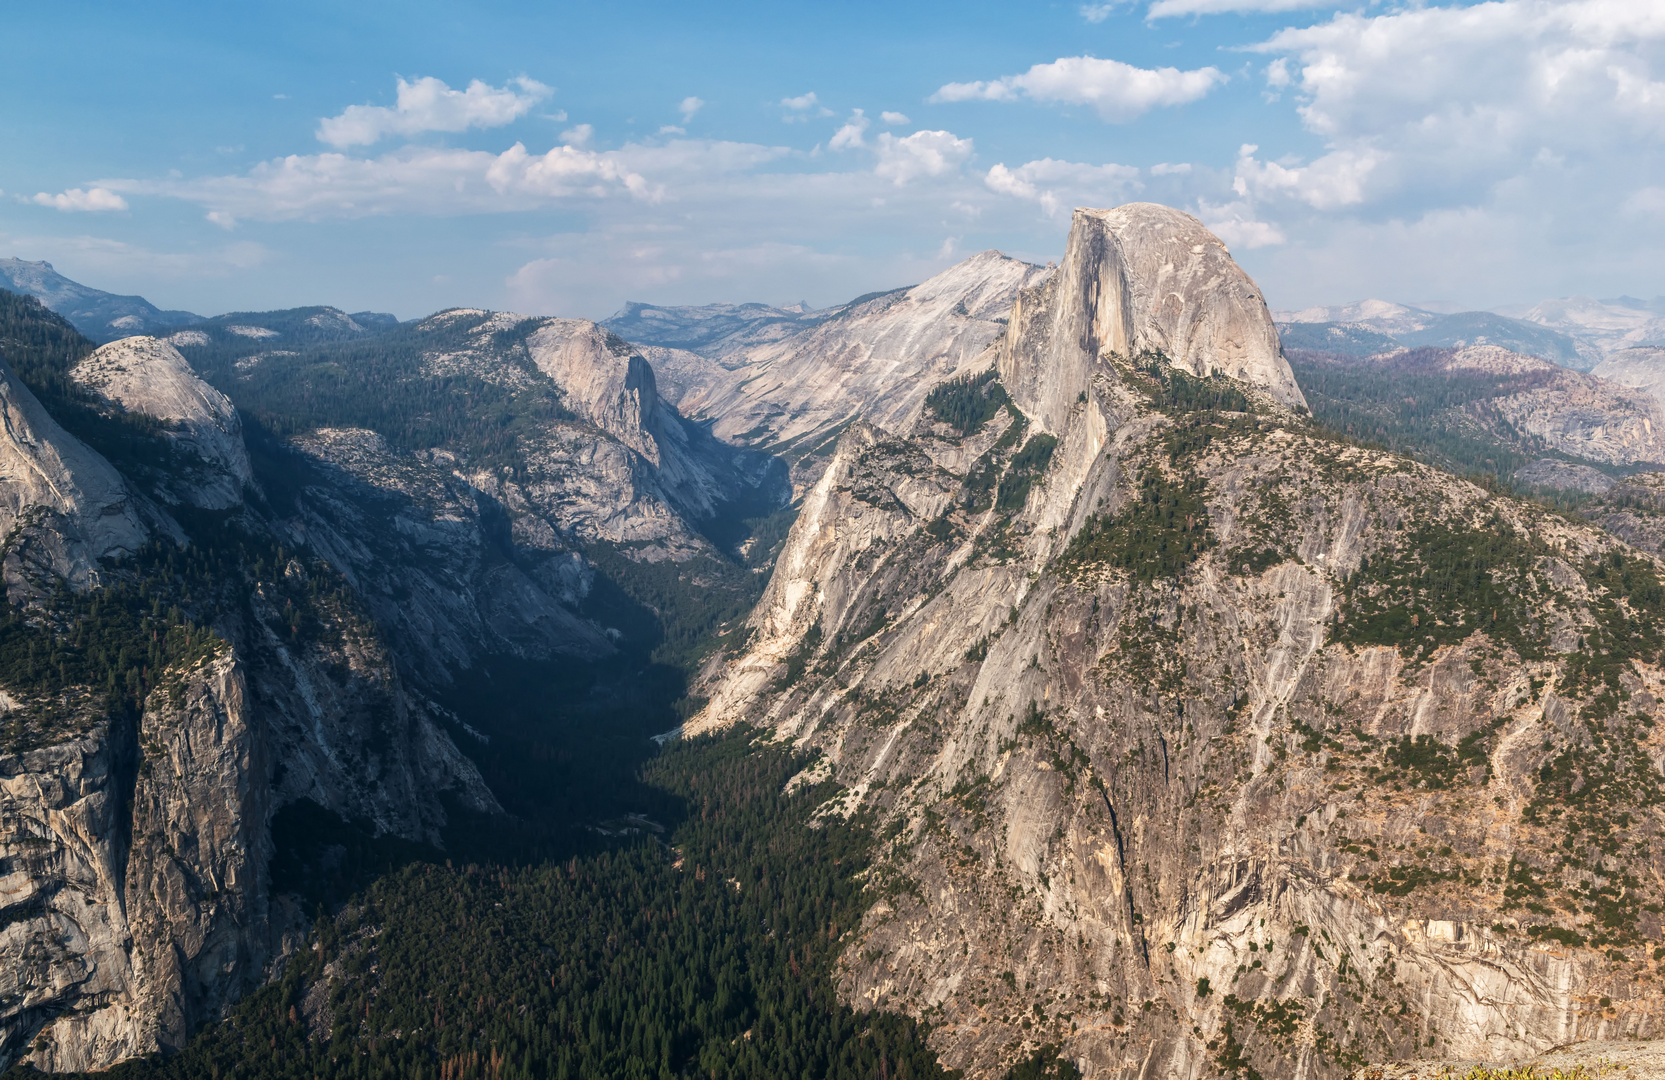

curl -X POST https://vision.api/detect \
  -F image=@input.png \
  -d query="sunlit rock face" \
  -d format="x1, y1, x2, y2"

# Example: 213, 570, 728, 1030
696, 203, 1665, 1079
0, 360, 149, 596
72, 335, 254, 509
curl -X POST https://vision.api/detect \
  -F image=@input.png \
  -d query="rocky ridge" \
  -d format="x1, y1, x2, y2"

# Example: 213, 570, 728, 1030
695, 204, 1665, 1079
0, 259, 202, 343
653, 251, 1052, 477
71, 336, 253, 509
1290, 343, 1665, 470
0, 358, 151, 594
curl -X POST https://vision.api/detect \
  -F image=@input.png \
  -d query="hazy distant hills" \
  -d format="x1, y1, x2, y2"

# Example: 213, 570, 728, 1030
1275, 299, 1589, 366
1276, 294, 1665, 369
0, 257, 399, 344
0, 257, 204, 341
602, 299, 825, 360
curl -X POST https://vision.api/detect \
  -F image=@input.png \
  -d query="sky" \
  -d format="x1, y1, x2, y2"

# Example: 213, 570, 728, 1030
3, 0, 1664, 321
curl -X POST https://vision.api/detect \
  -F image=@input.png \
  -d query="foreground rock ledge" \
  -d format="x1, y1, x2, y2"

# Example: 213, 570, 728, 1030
1355, 1040, 1665, 1078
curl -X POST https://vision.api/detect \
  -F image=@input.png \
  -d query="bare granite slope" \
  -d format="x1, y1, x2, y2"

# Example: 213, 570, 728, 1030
0, 359, 150, 594
682, 250, 1052, 459
694, 204, 1665, 1079
71, 336, 253, 508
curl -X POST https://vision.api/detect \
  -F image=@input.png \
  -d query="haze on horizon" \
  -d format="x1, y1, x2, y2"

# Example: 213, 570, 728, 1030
2, 0, 1663, 321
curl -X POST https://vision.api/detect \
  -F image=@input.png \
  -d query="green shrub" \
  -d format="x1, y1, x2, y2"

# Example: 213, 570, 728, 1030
1060, 469, 1214, 581
925, 369, 1012, 435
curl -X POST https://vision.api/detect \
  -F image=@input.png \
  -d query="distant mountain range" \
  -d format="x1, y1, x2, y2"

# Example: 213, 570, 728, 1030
0, 257, 397, 343
1274, 295, 1665, 369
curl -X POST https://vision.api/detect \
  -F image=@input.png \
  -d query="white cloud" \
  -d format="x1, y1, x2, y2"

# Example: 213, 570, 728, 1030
781, 92, 819, 110
679, 96, 705, 122
1197, 0, 1665, 309
30, 187, 129, 212
1149, 162, 1192, 175
873, 130, 975, 185
1149, 0, 1342, 17
1624, 185, 1665, 217
316, 75, 551, 148
1240, 0, 1665, 216
880, 111, 910, 125
560, 124, 594, 148
658, 125, 686, 136
985, 158, 1142, 216
105, 142, 676, 222
932, 55, 1226, 121
1195, 199, 1286, 249
1080, 3, 1117, 21
1231, 143, 1381, 210
830, 110, 870, 150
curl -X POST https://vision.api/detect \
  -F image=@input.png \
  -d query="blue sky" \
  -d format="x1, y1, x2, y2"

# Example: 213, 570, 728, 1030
4, 0, 1664, 320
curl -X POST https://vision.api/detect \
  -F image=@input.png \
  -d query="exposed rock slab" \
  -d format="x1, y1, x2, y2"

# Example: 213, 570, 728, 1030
71, 336, 253, 508
695, 204, 1665, 1080
1011, 204, 1307, 417
684, 250, 1052, 457
1356, 1040, 1665, 1079
0, 359, 149, 593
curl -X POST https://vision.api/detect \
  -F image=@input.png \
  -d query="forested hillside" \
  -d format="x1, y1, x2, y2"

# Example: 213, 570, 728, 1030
62, 733, 956, 1080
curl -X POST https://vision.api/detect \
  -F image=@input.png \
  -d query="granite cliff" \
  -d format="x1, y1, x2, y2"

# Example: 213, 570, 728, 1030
0, 288, 785, 1072
695, 205, 1665, 1079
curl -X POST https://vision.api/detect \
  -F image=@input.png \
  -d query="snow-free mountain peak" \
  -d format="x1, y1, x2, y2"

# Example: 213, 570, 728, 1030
0, 258, 202, 342
1002, 203, 1305, 432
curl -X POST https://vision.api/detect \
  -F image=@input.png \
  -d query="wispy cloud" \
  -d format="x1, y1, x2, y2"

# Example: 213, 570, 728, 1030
984, 157, 1141, 216
1148, 0, 1340, 17
30, 187, 129, 212
932, 56, 1225, 121
780, 91, 833, 120
317, 75, 551, 148
679, 96, 705, 122
829, 110, 870, 150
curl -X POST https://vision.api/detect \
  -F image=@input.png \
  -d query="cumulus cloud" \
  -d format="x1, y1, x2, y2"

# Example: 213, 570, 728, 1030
873, 131, 975, 185
30, 187, 129, 212
830, 110, 870, 150
1080, 3, 1118, 22
316, 75, 551, 148
679, 96, 705, 121
932, 55, 1226, 121
880, 111, 910, 125
1202, 0, 1665, 309
1242, 0, 1665, 214
781, 92, 819, 111
1231, 143, 1381, 210
985, 158, 1141, 216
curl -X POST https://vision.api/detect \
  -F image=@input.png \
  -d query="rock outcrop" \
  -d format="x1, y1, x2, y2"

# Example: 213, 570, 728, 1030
1592, 346, 1665, 411
0, 360, 150, 594
281, 427, 614, 672
680, 251, 1053, 460
71, 336, 253, 508
694, 203, 1665, 1079
1011, 204, 1305, 416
